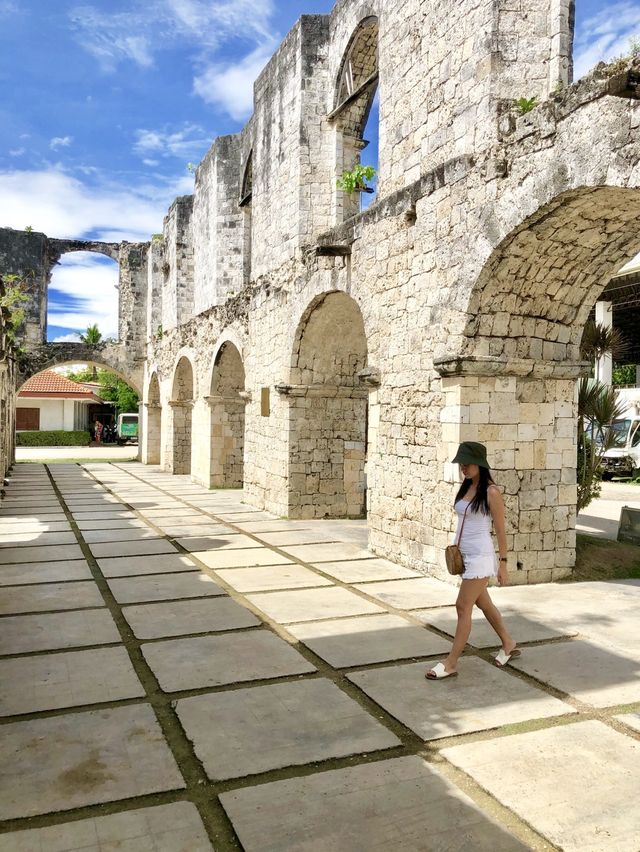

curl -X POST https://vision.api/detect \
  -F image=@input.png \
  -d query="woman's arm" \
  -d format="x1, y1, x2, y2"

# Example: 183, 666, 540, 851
488, 484, 509, 586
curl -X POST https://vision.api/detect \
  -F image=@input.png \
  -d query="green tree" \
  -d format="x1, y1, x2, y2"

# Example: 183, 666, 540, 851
577, 378, 627, 510
96, 371, 139, 416
79, 324, 102, 345
612, 364, 636, 386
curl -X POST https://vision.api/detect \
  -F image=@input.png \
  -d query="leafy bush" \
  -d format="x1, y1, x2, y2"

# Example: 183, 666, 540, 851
337, 164, 376, 194
514, 96, 537, 115
16, 430, 91, 447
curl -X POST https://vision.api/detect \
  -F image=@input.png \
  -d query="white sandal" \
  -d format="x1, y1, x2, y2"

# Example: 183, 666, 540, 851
425, 662, 458, 680
495, 647, 521, 667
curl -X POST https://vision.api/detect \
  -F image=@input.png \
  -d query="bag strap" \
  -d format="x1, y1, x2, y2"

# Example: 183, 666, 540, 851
456, 501, 470, 546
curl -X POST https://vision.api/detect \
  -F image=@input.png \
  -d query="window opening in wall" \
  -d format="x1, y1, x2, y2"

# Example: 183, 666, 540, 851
331, 17, 380, 222
47, 252, 119, 344
360, 90, 379, 210
240, 151, 253, 287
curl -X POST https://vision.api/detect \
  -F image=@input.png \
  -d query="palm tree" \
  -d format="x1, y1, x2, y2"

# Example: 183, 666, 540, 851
79, 324, 102, 379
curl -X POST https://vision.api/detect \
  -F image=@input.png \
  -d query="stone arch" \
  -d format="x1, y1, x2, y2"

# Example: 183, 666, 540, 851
18, 346, 142, 395
208, 341, 247, 488
435, 184, 640, 582
143, 371, 162, 465
331, 15, 379, 221
286, 291, 370, 518
169, 354, 195, 475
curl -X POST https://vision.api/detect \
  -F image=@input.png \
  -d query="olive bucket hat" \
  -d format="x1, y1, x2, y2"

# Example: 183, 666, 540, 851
451, 441, 490, 469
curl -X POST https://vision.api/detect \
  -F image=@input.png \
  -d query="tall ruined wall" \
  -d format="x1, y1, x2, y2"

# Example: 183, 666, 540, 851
0, 229, 49, 346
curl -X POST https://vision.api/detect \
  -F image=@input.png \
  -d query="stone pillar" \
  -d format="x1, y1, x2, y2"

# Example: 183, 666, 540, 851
434, 359, 583, 584
168, 400, 193, 475
636, 364, 640, 388
205, 393, 248, 488
595, 301, 613, 386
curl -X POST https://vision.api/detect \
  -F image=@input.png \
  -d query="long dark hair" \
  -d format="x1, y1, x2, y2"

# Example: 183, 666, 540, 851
454, 467, 495, 514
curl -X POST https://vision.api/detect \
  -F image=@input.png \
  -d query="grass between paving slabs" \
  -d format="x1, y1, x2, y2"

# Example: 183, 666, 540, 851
565, 534, 640, 582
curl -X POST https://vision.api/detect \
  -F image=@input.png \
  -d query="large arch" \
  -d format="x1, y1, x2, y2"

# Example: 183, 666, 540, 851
168, 355, 195, 475
208, 341, 246, 488
434, 185, 640, 582
18, 345, 142, 395
143, 371, 162, 465
286, 291, 370, 519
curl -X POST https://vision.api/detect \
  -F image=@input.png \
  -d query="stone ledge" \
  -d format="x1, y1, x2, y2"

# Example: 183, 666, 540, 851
434, 355, 590, 379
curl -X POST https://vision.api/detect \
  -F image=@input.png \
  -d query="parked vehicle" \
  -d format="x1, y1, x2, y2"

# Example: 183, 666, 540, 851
602, 406, 640, 478
116, 413, 139, 445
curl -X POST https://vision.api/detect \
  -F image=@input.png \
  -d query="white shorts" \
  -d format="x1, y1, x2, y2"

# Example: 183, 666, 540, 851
461, 552, 497, 580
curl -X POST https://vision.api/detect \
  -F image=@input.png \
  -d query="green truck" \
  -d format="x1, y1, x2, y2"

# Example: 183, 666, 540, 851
116, 413, 139, 444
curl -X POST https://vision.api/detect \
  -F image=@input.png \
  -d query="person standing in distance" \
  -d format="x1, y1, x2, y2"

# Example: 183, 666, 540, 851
426, 442, 519, 679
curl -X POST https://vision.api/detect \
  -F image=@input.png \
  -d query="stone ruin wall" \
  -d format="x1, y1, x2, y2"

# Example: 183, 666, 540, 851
2, 0, 639, 584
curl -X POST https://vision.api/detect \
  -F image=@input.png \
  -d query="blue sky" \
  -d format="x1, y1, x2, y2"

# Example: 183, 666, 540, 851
0, 0, 637, 341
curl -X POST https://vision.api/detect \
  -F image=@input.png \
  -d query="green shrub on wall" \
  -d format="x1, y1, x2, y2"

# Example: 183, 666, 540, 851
16, 430, 91, 447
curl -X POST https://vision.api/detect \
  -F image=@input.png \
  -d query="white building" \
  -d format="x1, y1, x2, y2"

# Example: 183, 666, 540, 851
16, 371, 104, 432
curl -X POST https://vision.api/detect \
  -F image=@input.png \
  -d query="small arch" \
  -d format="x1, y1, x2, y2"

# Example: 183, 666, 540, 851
287, 291, 370, 519
169, 355, 195, 475
209, 341, 247, 488
18, 348, 142, 396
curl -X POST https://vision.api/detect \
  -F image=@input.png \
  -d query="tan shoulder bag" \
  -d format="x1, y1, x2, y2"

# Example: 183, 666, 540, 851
445, 501, 470, 576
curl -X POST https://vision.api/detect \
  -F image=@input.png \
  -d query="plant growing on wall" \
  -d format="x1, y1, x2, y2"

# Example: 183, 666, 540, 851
337, 164, 376, 194
514, 96, 537, 115
0, 274, 30, 342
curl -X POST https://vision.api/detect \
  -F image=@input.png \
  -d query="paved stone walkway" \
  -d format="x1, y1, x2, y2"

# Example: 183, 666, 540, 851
0, 463, 639, 851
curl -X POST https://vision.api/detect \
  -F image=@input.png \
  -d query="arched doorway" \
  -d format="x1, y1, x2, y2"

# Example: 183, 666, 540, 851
287, 292, 370, 519
436, 186, 640, 581
169, 356, 194, 475
208, 342, 246, 488
144, 372, 162, 465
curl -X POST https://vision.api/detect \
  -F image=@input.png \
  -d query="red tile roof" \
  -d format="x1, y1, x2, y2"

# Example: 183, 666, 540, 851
19, 371, 104, 402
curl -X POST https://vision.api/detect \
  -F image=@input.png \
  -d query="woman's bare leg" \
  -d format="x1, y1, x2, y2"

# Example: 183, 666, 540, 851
428, 578, 489, 675
475, 588, 516, 653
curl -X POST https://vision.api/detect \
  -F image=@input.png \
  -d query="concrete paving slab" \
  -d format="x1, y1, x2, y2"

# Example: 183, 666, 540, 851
0, 519, 70, 533
143, 630, 316, 692
510, 639, 640, 707
253, 529, 340, 546
75, 517, 150, 531
234, 520, 315, 533
176, 534, 261, 552
107, 572, 225, 604
0, 507, 65, 517
0, 530, 76, 547
314, 558, 421, 583
615, 711, 640, 733
220, 755, 529, 852
71, 510, 137, 521
355, 577, 455, 609
88, 539, 179, 559
0, 704, 184, 820
0, 560, 92, 586
123, 596, 260, 639
0, 801, 212, 852
442, 720, 640, 852
137, 508, 202, 519
278, 542, 374, 562
288, 614, 452, 667
0, 646, 144, 716
0, 544, 84, 565
156, 523, 236, 537
348, 658, 574, 740
246, 587, 386, 623
98, 553, 200, 578
177, 678, 400, 781
0, 581, 103, 615
0, 609, 121, 655
216, 564, 333, 593
416, 608, 573, 647
194, 548, 294, 569
80, 527, 160, 544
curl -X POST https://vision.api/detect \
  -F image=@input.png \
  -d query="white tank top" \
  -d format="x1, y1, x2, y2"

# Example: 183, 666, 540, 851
453, 498, 494, 557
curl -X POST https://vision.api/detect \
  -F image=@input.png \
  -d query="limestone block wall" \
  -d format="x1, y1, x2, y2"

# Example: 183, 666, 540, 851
118, 243, 148, 362
0, 228, 50, 346
162, 197, 195, 331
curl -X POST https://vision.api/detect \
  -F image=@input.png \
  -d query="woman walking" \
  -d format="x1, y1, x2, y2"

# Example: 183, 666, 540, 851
426, 441, 519, 680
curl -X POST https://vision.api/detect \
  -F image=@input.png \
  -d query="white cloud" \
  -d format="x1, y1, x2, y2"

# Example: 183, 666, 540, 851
0, 1, 19, 16
8, 147, 25, 157
574, 3, 640, 79
50, 136, 73, 150
133, 123, 210, 159
48, 253, 119, 338
51, 333, 82, 343
193, 42, 275, 120
0, 167, 192, 242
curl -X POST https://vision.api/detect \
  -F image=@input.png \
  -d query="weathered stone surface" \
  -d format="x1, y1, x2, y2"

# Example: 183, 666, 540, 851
0, 705, 184, 819
0, 610, 121, 655
220, 756, 529, 851
177, 679, 400, 780
348, 658, 574, 740
143, 630, 316, 692
0, 802, 212, 852
216, 564, 333, 593
98, 553, 199, 577
107, 572, 225, 604
0, 560, 92, 585
442, 721, 640, 851
123, 596, 260, 639
0, 581, 103, 615
246, 587, 386, 623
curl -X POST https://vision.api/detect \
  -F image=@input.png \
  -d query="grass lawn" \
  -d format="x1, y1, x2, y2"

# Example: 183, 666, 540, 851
568, 533, 640, 582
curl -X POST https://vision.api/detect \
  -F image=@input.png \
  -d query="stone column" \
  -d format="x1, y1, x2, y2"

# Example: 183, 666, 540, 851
141, 403, 161, 465
205, 392, 249, 488
595, 301, 613, 386
434, 357, 584, 584
168, 400, 193, 475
